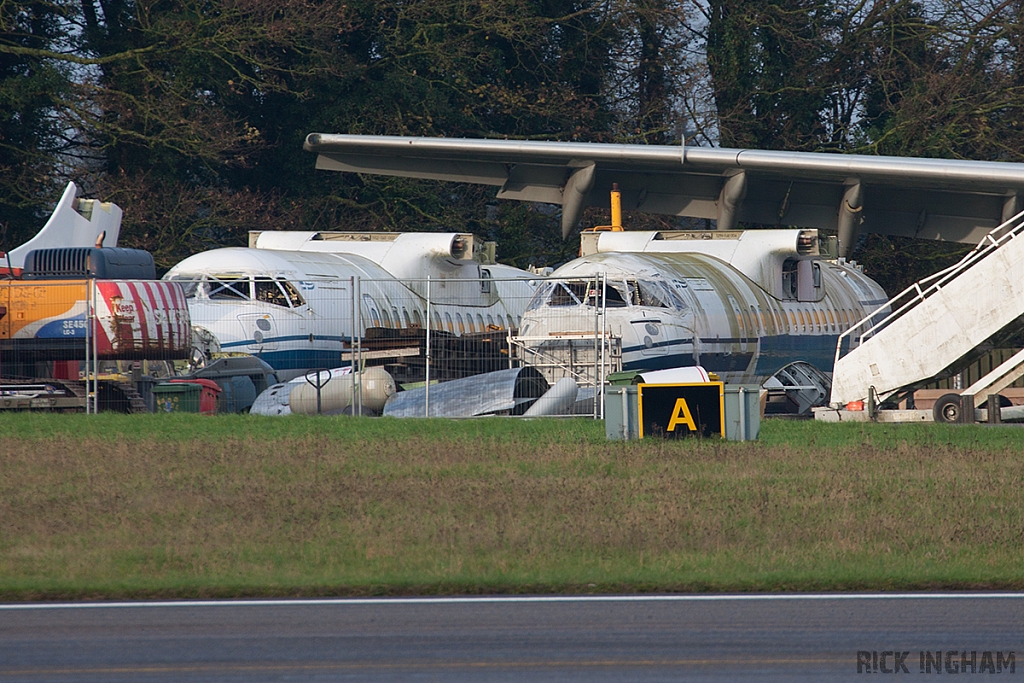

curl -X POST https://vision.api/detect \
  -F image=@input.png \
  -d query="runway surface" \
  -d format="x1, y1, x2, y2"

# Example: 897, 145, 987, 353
1, 594, 1022, 682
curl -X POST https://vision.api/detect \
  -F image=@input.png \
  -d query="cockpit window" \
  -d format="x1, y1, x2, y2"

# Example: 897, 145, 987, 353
636, 281, 671, 308
167, 276, 202, 298
602, 282, 628, 308
208, 276, 250, 300
527, 277, 684, 310
254, 277, 291, 307
279, 279, 305, 307
549, 282, 589, 306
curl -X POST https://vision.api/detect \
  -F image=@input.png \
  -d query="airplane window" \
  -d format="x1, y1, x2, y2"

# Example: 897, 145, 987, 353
433, 311, 442, 330
209, 277, 251, 300
625, 280, 641, 305
445, 312, 454, 332
168, 277, 202, 298
549, 282, 586, 307
840, 309, 849, 327
403, 309, 412, 327
456, 313, 465, 334
827, 309, 836, 330
637, 281, 670, 308
750, 306, 761, 333
788, 310, 797, 330
797, 309, 806, 331
254, 277, 289, 307
603, 282, 629, 308
476, 314, 485, 331
527, 283, 555, 312
381, 309, 392, 328
412, 309, 422, 327
660, 283, 687, 309
486, 314, 495, 328
392, 307, 401, 328
278, 280, 305, 307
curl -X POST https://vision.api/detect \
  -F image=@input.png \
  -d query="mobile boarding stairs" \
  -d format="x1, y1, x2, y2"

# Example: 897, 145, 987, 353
826, 208, 1024, 423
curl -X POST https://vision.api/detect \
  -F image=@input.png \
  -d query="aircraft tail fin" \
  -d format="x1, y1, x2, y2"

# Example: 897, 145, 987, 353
6, 182, 123, 269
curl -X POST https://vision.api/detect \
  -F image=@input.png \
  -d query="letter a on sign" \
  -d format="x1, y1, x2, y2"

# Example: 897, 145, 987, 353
667, 398, 697, 432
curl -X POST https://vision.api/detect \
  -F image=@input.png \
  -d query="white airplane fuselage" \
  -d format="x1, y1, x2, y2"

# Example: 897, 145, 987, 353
164, 233, 538, 378
517, 230, 888, 384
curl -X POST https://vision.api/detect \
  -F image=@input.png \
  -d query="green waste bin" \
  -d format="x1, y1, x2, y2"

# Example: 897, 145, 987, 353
153, 382, 202, 413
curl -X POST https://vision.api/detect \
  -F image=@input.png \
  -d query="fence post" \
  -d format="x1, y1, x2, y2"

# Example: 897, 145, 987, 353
355, 276, 362, 415
84, 280, 92, 414
350, 274, 358, 413
593, 275, 599, 420
600, 272, 607, 420
425, 276, 431, 418
92, 280, 98, 413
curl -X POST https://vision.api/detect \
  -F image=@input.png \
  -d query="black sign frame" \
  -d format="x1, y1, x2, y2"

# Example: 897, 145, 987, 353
637, 382, 725, 438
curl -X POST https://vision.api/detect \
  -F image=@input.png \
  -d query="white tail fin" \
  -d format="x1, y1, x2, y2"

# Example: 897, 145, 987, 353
6, 182, 123, 269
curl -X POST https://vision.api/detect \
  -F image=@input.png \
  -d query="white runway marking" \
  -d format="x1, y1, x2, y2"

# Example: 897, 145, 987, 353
2, 593, 1023, 610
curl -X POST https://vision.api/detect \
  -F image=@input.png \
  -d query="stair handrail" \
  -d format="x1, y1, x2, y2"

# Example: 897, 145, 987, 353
835, 207, 1024, 365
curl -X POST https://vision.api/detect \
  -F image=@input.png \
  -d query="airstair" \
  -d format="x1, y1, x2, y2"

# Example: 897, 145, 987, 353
830, 209, 1024, 406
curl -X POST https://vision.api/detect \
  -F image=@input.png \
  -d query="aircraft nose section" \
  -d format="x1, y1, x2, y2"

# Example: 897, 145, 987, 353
238, 313, 277, 349
631, 319, 666, 355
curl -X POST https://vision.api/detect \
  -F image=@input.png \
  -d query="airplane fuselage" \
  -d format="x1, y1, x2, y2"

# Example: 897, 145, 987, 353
165, 246, 537, 378
518, 236, 888, 385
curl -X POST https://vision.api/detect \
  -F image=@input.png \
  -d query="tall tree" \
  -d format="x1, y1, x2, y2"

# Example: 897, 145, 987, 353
0, 0, 73, 247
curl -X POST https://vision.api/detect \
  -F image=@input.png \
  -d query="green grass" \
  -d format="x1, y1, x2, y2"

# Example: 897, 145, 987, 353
2, 414, 1024, 599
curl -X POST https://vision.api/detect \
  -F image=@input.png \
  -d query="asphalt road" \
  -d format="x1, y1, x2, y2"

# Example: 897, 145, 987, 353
1, 594, 1022, 682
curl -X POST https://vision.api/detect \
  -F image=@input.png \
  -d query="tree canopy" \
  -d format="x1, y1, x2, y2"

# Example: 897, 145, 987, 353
2, 0, 1023, 289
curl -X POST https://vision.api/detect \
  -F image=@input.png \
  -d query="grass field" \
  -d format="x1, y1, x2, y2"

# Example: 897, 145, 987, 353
2, 413, 1023, 599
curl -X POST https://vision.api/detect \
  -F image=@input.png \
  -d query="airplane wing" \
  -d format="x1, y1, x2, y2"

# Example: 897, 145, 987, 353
304, 133, 1024, 256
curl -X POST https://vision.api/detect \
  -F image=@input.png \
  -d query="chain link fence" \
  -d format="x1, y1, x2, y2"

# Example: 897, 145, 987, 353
185, 275, 618, 417
0, 275, 623, 416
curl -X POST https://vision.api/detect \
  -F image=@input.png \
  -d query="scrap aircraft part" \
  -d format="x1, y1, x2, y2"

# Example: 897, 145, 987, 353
633, 366, 712, 384
522, 377, 579, 416
164, 240, 537, 380
517, 246, 886, 388
762, 361, 832, 415
382, 367, 549, 418
289, 366, 396, 415
7, 182, 122, 269
250, 381, 294, 416
250, 366, 395, 416
305, 133, 1024, 246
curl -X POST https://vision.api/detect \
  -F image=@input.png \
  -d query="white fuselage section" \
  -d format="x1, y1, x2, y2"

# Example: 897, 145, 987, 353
519, 230, 888, 385
164, 234, 538, 379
